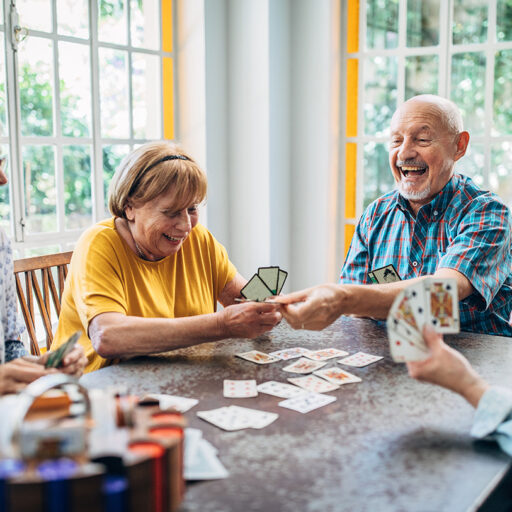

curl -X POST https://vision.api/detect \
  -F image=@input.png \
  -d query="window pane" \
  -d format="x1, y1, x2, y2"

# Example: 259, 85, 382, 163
0, 37, 7, 137
131, 0, 160, 50
57, 0, 89, 38
366, 0, 399, 49
364, 56, 397, 136
59, 42, 92, 138
405, 55, 438, 99
0, 148, 11, 234
98, 0, 127, 45
493, 50, 512, 136
19, 37, 54, 137
451, 52, 485, 136
22, 145, 57, 233
497, 0, 512, 42
99, 48, 129, 138
63, 145, 92, 230
103, 144, 129, 211
453, 0, 488, 45
457, 143, 485, 188
407, 0, 440, 47
363, 142, 395, 208
18, 0, 52, 33
490, 142, 512, 209
132, 53, 161, 139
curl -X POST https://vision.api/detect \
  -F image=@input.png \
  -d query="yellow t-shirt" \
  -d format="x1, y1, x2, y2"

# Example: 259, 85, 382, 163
51, 218, 237, 373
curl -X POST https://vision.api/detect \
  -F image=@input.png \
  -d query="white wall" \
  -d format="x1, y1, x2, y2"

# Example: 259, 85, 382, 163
176, 0, 342, 291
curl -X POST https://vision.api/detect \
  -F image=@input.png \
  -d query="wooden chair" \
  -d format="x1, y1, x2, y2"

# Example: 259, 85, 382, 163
13, 251, 73, 355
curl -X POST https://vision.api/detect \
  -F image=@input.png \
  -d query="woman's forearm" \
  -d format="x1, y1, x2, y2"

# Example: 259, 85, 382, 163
89, 311, 227, 358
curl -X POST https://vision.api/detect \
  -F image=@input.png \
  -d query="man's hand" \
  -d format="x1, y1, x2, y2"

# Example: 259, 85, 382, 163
406, 324, 489, 407
274, 284, 344, 330
220, 302, 282, 338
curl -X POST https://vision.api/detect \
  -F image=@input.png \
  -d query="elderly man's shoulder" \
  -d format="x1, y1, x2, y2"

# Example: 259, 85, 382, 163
364, 189, 399, 218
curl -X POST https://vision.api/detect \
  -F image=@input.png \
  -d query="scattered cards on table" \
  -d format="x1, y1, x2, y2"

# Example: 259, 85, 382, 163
278, 392, 336, 414
313, 367, 362, 385
240, 266, 288, 301
236, 350, 280, 364
223, 380, 258, 398
257, 381, 307, 399
304, 348, 349, 361
387, 277, 459, 362
282, 357, 326, 374
287, 375, 340, 393
337, 352, 383, 367
269, 347, 311, 361
197, 406, 278, 431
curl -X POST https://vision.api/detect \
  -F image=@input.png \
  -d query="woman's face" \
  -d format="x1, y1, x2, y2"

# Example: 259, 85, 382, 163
125, 188, 200, 260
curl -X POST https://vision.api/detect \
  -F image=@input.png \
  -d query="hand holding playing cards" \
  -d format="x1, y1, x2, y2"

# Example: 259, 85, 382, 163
274, 284, 343, 330
0, 358, 56, 394
220, 302, 282, 338
407, 324, 489, 408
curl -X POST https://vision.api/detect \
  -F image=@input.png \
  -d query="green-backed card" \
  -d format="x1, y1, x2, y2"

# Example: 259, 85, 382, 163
368, 264, 401, 284
45, 330, 81, 368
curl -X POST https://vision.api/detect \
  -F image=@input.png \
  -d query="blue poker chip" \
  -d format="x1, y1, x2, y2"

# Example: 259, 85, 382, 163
37, 458, 78, 480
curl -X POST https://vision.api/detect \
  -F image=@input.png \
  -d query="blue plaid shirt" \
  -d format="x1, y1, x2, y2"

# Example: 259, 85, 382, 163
341, 173, 512, 336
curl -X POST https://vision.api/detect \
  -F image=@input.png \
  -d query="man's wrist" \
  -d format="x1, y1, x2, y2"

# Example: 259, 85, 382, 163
458, 375, 490, 408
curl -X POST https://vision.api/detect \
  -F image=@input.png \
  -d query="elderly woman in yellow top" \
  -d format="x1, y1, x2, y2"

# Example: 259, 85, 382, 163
51, 142, 282, 373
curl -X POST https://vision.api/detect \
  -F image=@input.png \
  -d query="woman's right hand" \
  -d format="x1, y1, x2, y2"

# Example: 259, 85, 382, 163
220, 302, 282, 338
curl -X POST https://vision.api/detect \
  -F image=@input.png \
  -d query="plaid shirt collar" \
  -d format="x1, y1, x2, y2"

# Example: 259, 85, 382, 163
395, 173, 459, 219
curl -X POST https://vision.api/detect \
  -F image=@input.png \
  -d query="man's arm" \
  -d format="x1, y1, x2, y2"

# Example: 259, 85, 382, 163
275, 268, 472, 330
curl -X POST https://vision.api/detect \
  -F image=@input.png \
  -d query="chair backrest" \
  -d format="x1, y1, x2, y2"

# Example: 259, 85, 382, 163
13, 251, 73, 355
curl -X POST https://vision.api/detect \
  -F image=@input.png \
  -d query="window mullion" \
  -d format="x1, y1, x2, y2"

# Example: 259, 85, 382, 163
89, 0, 104, 223
5, 0, 25, 242
438, 0, 452, 98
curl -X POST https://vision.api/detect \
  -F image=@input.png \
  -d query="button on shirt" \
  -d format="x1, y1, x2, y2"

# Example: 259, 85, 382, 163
341, 174, 512, 336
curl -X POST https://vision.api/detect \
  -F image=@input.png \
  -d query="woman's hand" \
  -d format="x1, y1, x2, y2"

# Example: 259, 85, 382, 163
406, 324, 489, 407
220, 302, 282, 338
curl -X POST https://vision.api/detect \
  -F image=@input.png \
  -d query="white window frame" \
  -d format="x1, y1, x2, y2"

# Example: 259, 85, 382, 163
2, 0, 176, 256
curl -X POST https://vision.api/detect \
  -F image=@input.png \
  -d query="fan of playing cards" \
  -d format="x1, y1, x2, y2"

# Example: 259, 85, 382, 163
239, 266, 288, 302
387, 277, 460, 362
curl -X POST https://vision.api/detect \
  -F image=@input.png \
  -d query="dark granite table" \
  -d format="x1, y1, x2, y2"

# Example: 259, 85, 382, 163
80, 317, 512, 512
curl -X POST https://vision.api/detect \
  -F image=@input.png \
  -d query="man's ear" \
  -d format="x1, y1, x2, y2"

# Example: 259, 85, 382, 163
453, 131, 470, 162
125, 201, 134, 221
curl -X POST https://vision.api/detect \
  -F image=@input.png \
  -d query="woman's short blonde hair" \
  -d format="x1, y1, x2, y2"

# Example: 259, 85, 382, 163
108, 141, 207, 218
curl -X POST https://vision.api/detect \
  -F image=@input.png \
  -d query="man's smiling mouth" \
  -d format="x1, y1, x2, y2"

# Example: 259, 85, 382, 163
397, 161, 428, 177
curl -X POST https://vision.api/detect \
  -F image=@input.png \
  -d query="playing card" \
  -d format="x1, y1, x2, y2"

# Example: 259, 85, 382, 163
282, 357, 326, 374
236, 350, 280, 364
258, 266, 280, 295
287, 375, 340, 393
144, 394, 198, 412
228, 406, 278, 429
337, 351, 383, 367
257, 381, 307, 398
424, 278, 460, 333
389, 290, 421, 333
387, 317, 429, 362
369, 264, 401, 284
314, 367, 362, 385
269, 347, 311, 360
304, 348, 349, 361
277, 269, 288, 294
223, 380, 258, 398
45, 330, 81, 368
197, 406, 252, 431
240, 274, 274, 301
404, 281, 427, 328
278, 392, 336, 414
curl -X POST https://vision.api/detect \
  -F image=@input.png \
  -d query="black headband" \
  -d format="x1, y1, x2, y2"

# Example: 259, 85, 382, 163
129, 154, 190, 196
